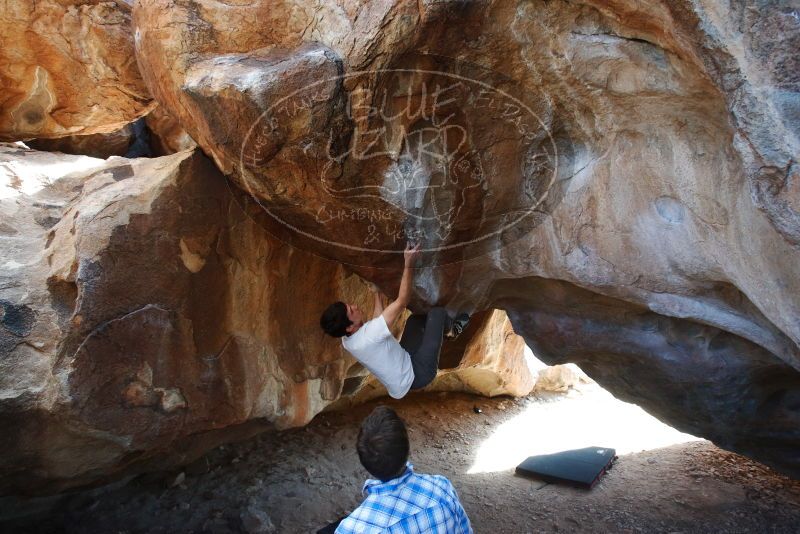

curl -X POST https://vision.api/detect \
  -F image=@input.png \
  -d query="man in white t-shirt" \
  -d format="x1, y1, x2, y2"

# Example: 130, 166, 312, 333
319, 243, 468, 399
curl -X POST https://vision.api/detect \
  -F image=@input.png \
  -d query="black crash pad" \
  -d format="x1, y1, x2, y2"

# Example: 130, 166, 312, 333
515, 446, 617, 489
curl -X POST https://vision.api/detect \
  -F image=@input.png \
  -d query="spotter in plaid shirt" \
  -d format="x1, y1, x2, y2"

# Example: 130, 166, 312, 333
335, 462, 472, 533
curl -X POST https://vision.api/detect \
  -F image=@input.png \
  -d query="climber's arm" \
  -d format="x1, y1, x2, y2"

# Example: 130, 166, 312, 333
382, 243, 419, 327
371, 287, 384, 319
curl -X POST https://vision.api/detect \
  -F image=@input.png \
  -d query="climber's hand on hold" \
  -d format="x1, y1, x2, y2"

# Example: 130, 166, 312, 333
403, 242, 420, 268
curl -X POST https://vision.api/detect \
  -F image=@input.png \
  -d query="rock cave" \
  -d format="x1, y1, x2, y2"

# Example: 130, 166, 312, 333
1, 0, 799, 532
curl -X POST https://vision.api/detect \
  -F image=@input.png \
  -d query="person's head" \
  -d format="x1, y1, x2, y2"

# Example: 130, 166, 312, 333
356, 406, 409, 481
319, 301, 363, 337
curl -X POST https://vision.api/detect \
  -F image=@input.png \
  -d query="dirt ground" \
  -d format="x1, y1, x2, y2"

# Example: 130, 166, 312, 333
5, 386, 800, 534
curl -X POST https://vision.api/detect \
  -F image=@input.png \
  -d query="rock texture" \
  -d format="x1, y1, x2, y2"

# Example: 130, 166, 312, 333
27, 121, 145, 159
430, 310, 534, 398
132, 0, 800, 477
0, 145, 531, 495
0, 0, 154, 141
0, 146, 357, 494
145, 106, 197, 156
533, 363, 592, 394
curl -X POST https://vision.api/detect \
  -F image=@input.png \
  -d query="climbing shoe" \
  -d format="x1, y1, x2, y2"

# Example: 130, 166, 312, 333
446, 313, 470, 340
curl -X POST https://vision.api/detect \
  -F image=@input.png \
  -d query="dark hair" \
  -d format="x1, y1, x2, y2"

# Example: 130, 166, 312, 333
357, 406, 409, 481
320, 301, 352, 338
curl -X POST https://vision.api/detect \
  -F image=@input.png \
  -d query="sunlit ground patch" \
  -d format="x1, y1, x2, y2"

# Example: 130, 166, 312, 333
468, 378, 702, 475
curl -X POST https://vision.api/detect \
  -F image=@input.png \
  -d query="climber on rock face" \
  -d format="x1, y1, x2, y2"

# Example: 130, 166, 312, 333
319, 242, 469, 399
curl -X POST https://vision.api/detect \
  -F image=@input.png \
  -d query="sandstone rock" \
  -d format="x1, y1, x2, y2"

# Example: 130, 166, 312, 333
430, 310, 535, 397
0, 145, 529, 495
0, 0, 154, 141
133, 0, 800, 476
145, 107, 197, 156
0, 146, 361, 494
26, 120, 147, 159
533, 364, 592, 394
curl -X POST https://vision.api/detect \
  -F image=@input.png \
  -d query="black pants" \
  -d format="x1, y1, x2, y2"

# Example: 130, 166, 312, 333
400, 307, 448, 390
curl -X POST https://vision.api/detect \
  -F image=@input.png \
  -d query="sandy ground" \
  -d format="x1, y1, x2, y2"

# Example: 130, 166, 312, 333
5, 385, 800, 533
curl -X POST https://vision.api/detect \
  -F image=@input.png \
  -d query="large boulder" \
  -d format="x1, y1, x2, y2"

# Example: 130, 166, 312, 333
2, 146, 348, 494
430, 309, 534, 398
0, 145, 531, 495
0, 0, 154, 141
132, 0, 800, 476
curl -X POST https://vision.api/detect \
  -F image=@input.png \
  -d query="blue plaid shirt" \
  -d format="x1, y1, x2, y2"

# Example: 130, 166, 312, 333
335, 463, 472, 533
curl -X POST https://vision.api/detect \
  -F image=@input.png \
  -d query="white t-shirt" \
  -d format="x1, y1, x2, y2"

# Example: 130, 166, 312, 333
342, 315, 414, 399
